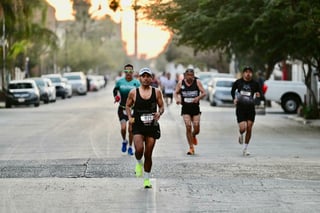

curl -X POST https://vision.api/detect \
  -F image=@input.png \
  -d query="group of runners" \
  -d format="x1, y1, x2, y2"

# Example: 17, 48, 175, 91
113, 64, 262, 188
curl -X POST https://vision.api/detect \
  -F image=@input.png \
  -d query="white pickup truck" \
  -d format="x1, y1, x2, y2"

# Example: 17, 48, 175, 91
264, 80, 320, 114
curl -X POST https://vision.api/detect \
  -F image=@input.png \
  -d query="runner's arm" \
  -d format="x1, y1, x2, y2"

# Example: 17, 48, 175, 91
126, 89, 135, 123
195, 79, 206, 102
174, 80, 182, 104
154, 89, 165, 121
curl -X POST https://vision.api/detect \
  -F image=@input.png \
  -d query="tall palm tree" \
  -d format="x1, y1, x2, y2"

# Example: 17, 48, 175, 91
1, 0, 58, 85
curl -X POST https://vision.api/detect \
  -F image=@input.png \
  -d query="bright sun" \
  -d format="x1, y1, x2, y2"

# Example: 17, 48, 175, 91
46, 0, 172, 59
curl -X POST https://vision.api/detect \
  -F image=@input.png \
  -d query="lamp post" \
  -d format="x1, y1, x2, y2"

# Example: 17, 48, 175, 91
1, 11, 7, 90
133, 0, 138, 60
25, 57, 29, 78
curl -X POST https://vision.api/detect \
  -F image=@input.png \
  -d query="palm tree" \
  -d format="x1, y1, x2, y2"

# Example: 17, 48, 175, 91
1, 0, 58, 88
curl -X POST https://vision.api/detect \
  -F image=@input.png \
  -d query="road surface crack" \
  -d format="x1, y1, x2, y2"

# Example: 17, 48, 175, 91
82, 158, 91, 178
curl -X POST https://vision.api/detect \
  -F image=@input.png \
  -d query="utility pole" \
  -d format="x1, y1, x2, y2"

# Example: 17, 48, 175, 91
1, 11, 6, 90
133, 0, 138, 61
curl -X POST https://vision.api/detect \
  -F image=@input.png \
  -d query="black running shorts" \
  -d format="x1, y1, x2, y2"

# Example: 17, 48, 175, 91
117, 106, 129, 122
236, 107, 256, 123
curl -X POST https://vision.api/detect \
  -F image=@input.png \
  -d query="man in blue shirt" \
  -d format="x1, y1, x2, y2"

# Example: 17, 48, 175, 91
113, 64, 140, 155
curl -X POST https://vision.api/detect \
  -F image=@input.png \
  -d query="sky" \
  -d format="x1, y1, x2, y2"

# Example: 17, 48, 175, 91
46, 0, 172, 59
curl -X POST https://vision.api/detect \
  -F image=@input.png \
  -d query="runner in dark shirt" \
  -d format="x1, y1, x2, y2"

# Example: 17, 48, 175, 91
231, 66, 262, 156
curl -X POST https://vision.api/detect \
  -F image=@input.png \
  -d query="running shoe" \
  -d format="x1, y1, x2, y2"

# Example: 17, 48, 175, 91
135, 163, 143, 177
238, 134, 243, 145
187, 147, 195, 155
192, 136, 198, 146
243, 148, 250, 156
144, 179, 152, 188
121, 140, 128, 153
128, 147, 134, 156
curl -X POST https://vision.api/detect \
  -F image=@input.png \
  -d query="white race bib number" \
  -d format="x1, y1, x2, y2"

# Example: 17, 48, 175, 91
240, 91, 251, 96
184, 97, 194, 103
140, 113, 154, 125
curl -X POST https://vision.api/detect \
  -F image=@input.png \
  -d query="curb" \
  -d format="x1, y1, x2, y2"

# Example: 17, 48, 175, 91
287, 115, 320, 127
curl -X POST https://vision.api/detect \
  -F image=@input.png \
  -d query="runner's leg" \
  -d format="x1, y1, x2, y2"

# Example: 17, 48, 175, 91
143, 136, 156, 173
134, 134, 144, 161
245, 120, 254, 144
192, 114, 200, 136
183, 114, 194, 150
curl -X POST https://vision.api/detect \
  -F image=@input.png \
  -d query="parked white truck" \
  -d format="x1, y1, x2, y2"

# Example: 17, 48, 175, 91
264, 80, 320, 114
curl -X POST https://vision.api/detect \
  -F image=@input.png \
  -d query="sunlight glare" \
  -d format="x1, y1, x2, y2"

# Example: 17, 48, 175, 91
46, 0, 172, 59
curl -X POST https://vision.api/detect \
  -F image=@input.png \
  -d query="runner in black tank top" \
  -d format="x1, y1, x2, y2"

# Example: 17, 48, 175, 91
126, 67, 164, 188
174, 68, 206, 155
132, 87, 158, 137
180, 77, 201, 116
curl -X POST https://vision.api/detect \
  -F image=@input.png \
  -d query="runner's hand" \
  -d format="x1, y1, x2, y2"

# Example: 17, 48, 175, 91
114, 95, 120, 103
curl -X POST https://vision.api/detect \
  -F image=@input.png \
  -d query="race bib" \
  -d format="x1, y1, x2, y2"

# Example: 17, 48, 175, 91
184, 97, 194, 103
240, 91, 251, 96
140, 113, 154, 125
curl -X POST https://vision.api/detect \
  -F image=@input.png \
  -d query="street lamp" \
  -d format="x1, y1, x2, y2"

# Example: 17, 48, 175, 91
1, 10, 7, 90
25, 57, 29, 78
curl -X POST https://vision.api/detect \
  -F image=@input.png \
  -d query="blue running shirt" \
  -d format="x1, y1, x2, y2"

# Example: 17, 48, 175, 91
114, 78, 140, 107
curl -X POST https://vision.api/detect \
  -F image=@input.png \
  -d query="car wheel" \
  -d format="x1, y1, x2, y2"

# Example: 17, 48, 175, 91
281, 95, 300, 114
210, 100, 217, 106
34, 102, 40, 107
5, 101, 11, 108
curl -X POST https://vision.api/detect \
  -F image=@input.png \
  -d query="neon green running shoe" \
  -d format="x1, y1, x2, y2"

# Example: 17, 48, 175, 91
144, 179, 152, 188
135, 163, 143, 177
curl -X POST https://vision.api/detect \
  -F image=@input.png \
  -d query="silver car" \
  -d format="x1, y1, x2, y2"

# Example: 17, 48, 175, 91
5, 79, 40, 108
207, 77, 236, 106
42, 77, 56, 102
63, 72, 87, 95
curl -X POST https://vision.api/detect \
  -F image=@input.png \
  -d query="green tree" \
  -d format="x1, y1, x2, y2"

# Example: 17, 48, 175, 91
147, 0, 320, 117
1, 0, 58, 87
56, 0, 128, 74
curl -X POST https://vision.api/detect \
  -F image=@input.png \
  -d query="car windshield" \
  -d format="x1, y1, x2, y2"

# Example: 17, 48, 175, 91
65, 75, 81, 80
9, 83, 33, 89
34, 79, 45, 87
216, 81, 234, 87
47, 77, 61, 83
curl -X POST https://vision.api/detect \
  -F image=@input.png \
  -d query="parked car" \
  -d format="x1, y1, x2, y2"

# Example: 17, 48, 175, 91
205, 73, 235, 100
42, 77, 56, 102
62, 77, 72, 98
63, 72, 87, 95
87, 75, 104, 91
5, 79, 40, 108
41, 74, 67, 99
207, 77, 236, 106
27, 77, 50, 104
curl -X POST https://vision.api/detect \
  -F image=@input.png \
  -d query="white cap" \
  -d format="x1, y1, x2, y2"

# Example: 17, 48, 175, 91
139, 67, 152, 76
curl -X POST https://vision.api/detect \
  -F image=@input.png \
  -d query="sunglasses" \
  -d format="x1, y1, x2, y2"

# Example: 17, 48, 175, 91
124, 70, 134, 73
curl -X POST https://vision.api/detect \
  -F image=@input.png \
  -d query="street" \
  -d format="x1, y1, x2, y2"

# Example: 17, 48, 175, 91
0, 82, 320, 213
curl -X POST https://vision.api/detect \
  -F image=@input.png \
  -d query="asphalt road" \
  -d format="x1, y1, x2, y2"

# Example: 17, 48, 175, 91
0, 82, 319, 213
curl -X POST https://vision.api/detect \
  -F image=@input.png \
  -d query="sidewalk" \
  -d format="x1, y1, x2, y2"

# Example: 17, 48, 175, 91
287, 114, 320, 128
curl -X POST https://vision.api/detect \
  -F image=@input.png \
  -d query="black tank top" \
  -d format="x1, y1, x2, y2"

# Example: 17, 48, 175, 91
133, 87, 157, 126
181, 79, 200, 106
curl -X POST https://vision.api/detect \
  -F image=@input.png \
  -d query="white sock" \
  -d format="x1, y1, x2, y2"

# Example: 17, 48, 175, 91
144, 172, 150, 179
243, 143, 248, 150
137, 159, 143, 165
